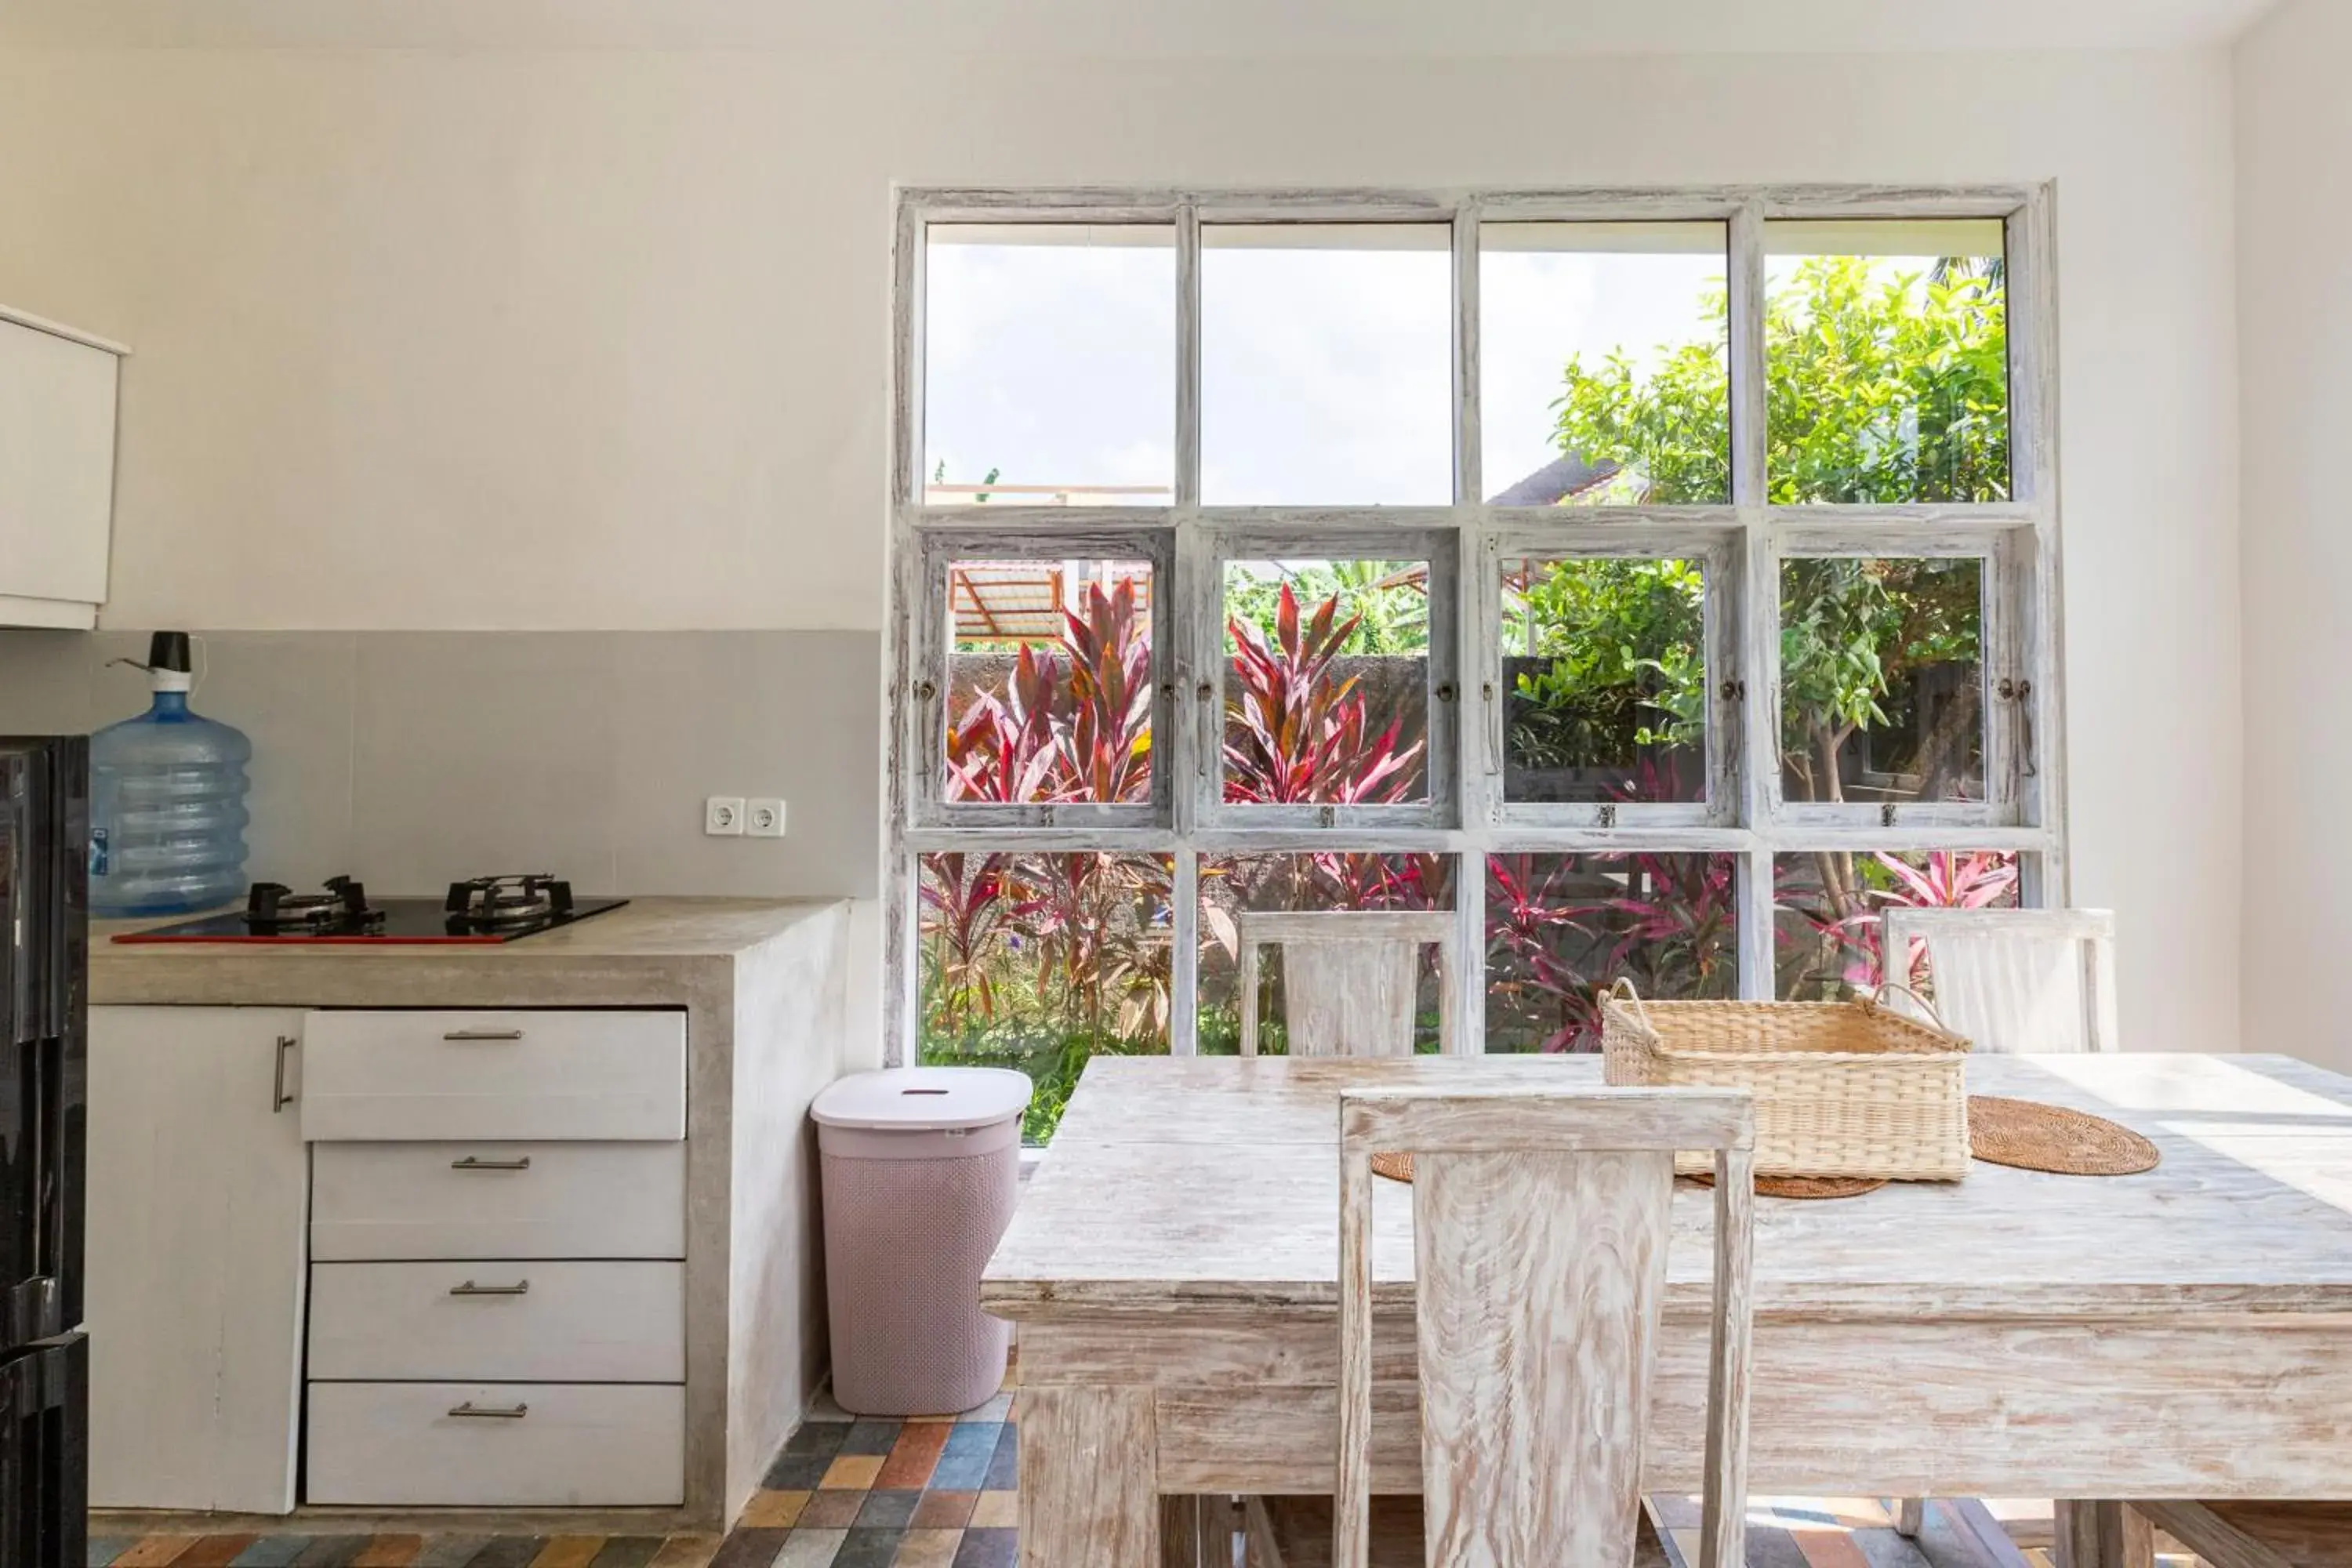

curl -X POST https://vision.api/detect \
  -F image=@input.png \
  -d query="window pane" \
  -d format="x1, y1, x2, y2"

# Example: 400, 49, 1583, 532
924, 225, 1174, 506
1222, 559, 1430, 805
916, 851, 1172, 1142
944, 559, 1154, 806
1486, 853, 1740, 1053
1482, 223, 1730, 506
1779, 557, 1984, 807
1199, 852, 1455, 1056
1504, 557, 1707, 804
1202, 224, 1453, 505
1772, 850, 2021, 1000
1766, 220, 2010, 504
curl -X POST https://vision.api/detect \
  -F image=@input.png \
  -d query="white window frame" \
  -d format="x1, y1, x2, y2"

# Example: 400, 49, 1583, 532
884, 183, 2067, 1068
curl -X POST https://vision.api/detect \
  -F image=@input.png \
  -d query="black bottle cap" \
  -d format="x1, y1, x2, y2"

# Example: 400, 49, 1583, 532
147, 631, 192, 673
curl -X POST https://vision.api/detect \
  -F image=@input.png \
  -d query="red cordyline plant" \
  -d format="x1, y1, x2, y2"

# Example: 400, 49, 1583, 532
1485, 855, 1602, 1053
918, 851, 1022, 1032
1486, 849, 1740, 1054
942, 579, 1151, 806
1224, 583, 1425, 804
1831, 849, 2020, 989
925, 579, 1163, 1040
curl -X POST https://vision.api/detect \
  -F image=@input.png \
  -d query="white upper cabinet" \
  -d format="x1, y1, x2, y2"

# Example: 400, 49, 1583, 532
0, 306, 126, 629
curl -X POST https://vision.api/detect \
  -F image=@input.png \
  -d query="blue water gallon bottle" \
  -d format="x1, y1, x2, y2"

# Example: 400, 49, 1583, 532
89, 631, 252, 916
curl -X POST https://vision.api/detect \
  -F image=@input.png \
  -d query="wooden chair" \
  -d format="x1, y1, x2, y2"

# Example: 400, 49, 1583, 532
1878, 907, 2118, 1054
1249, 1084, 1757, 1568
1882, 907, 2118, 1548
1237, 911, 1461, 1058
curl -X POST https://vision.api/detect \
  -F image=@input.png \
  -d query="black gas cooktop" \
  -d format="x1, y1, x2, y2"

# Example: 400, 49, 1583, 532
112, 874, 628, 945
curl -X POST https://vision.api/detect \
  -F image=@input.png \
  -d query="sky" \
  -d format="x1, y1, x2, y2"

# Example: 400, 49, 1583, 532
922, 224, 1727, 507
920, 220, 2002, 508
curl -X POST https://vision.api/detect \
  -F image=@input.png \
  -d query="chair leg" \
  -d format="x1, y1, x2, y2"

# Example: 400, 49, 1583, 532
1898, 1498, 1929, 1538
1163, 1495, 1242, 1568
1240, 1496, 1287, 1568
2056, 1501, 2154, 1568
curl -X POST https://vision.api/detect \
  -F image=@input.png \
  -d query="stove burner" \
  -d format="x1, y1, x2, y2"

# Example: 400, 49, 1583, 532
445, 874, 576, 927
247, 875, 383, 931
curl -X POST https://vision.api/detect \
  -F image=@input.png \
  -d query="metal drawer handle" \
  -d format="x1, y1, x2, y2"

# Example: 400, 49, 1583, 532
448, 1402, 528, 1420
450, 1155, 532, 1172
449, 1279, 529, 1297
444, 1028, 524, 1042
272, 1035, 297, 1112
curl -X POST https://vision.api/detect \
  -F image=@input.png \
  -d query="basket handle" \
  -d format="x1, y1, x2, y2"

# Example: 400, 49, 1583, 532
1602, 975, 1655, 1031
1862, 981, 1955, 1035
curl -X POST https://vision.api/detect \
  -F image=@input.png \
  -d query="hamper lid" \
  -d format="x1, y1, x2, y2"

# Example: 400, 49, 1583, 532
811, 1067, 1033, 1131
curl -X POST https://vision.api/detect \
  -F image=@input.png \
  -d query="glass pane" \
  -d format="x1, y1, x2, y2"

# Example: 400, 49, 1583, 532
944, 559, 1154, 806
1202, 224, 1453, 505
1503, 557, 1707, 804
1779, 557, 1984, 806
924, 225, 1174, 506
1222, 559, 1431, 805
1765, 219, 2010, 504
1772, 850, 2021, 1000
1198, 852, 1455, 1056
1486, 853, 1740, 1053
1482, 223, 1730, 506
916, 851, 1173, 1142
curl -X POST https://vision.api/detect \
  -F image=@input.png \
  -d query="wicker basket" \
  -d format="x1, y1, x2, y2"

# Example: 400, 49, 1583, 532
1600, 979, 1973, 1181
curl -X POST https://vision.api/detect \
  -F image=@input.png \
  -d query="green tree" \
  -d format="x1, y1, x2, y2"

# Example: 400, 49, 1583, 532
1552, 255, 2008, 506
1507, 557, 1706, 781
1552, 253, 2007, 942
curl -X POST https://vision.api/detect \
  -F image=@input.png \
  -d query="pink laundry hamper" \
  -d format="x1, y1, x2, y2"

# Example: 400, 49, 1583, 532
811, 1067, 1032, 1417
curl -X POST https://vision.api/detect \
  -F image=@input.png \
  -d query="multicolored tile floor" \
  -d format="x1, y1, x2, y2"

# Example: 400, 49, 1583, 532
89, 1370, 2180, 1568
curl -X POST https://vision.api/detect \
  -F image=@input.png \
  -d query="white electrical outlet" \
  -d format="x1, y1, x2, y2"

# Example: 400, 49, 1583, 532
746, 798, 786, 837
705, 796, 746, 836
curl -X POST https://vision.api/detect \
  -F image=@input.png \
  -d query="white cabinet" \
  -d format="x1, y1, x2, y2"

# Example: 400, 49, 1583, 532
0, 307, 125, 629
306, 1383, 686, 1508
300, 1009, 687, 1142
85, 1006, 308, 1514
309, 1141, 687, 1260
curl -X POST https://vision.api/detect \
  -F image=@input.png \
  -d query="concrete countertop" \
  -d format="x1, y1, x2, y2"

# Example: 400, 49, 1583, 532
89, 896, 851, 1008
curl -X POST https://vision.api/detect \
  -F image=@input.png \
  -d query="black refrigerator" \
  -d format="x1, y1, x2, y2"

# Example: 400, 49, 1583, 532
0, 737, 87, 1568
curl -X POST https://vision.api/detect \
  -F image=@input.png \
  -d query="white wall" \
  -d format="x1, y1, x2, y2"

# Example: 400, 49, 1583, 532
2238, 0, 2352, 1073
0, 45, 2245, 1054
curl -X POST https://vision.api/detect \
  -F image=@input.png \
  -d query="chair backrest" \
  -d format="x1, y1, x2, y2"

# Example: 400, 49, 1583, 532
1237, 911, 1461, 1058
1880, 907, 2118, 1053
1336, 1086, 1756, 1568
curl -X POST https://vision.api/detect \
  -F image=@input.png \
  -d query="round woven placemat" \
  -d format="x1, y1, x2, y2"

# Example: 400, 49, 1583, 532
1686, 1170, 1889, 1200
1969, 1095, 2160, 1175
1370, 1151, 1885, 1199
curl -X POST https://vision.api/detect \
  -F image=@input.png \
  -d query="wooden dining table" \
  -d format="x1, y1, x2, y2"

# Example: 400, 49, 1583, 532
980, 1051, 2352, 1567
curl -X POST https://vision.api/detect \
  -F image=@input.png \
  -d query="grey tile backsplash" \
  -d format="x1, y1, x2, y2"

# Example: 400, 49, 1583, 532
0, 628, 882, 901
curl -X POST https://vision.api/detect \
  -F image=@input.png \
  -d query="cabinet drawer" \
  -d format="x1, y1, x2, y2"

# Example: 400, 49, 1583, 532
309, 1261, 683, 1383
300, 1010, 684, 1142
307, 1381, 683, 1508
310, 1142, 685, 1261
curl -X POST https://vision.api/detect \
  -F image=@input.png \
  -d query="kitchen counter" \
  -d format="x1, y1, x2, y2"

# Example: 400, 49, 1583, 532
92, 896, 844, 1009
87, 896, 855, 1532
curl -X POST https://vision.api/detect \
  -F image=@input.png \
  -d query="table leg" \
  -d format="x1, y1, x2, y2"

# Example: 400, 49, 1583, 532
1019, 1384, 1160, 1566
2056, 1502, 2155, 1568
